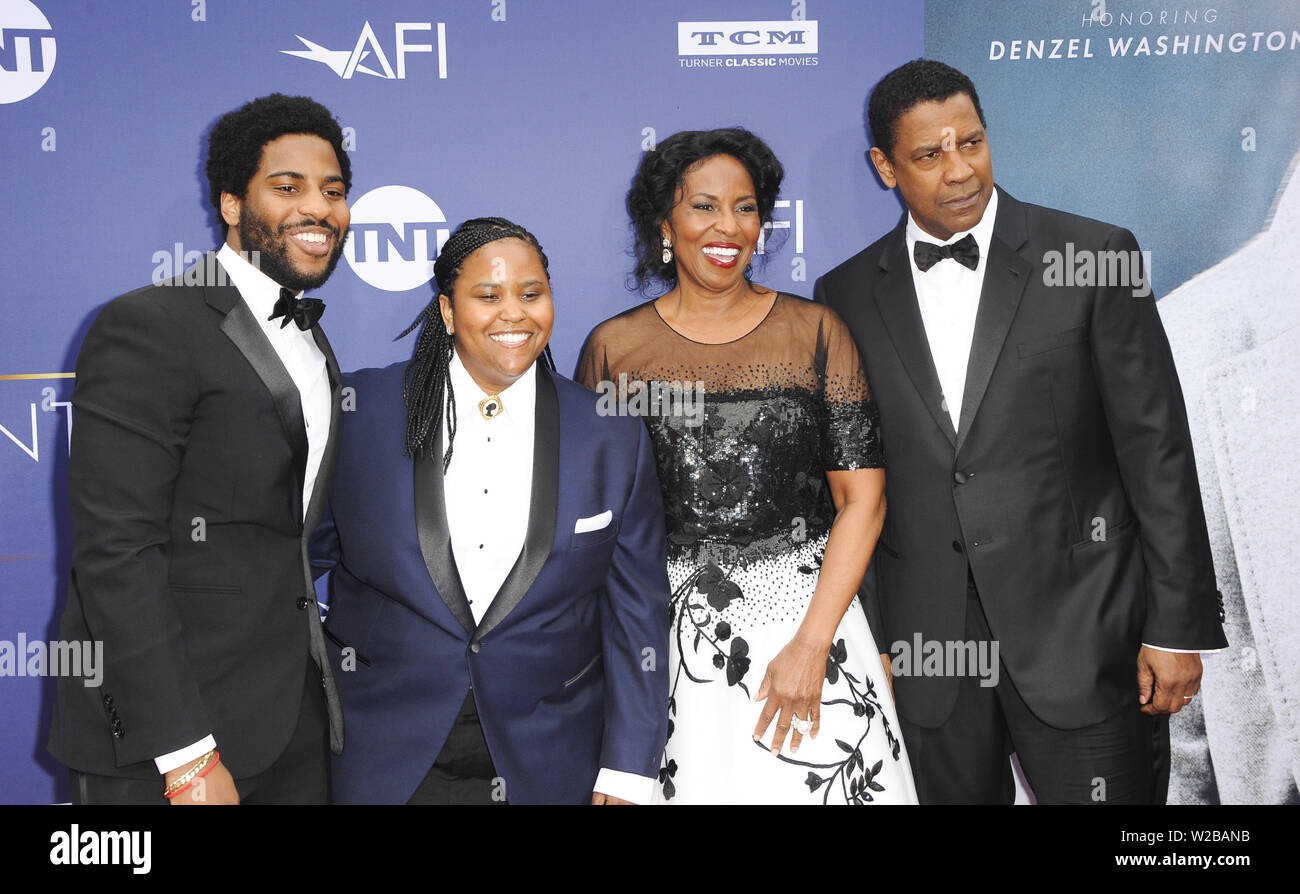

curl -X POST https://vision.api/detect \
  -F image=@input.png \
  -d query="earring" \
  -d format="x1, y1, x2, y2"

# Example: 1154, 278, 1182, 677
661, 236, 673, 265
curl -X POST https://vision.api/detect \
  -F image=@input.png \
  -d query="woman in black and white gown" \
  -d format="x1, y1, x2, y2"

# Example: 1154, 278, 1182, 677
578, 128, 917, 804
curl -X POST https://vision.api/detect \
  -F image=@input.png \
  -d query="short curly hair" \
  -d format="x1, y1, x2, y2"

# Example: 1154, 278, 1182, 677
626, 128, 784, 295
867, 59, 986, 161
205, 93, 352, 234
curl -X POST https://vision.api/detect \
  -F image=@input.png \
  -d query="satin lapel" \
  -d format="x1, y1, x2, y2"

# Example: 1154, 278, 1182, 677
474, 365, 559, 642
873, 224, 958, 447
414, 422, 476, 638
302, 325, 342, 536
214, 283, 309, 512
955, 192, 1032, 453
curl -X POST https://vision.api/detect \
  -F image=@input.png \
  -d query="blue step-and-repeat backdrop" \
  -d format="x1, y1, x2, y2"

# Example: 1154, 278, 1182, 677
2, 0, 1297, 804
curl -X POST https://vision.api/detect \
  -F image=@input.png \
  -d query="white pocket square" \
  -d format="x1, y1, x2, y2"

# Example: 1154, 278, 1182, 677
574, 510, 613, 534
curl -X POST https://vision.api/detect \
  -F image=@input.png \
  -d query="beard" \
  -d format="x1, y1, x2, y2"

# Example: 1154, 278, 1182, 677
236, 206, 347, 292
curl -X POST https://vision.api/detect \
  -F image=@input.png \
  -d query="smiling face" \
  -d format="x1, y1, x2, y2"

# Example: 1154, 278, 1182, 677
221, 133, 350, 292
438, 238, 554, 395
870, 92, 993, 241
661, 153, 763, 294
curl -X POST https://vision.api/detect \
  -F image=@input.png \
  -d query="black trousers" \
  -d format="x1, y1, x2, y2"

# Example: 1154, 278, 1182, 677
898, 576, 1169, 805
407, 689, 507, 805
70, 663, 331, 805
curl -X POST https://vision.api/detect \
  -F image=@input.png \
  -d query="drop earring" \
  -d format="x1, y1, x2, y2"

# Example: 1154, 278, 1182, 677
661, 236, 673, 265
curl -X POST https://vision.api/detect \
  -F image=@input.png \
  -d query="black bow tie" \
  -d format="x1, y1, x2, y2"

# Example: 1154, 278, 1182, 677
913, 233, 979, 272
269, 288, 326, 331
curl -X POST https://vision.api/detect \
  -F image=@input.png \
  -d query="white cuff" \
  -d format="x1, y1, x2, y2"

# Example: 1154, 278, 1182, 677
594, 767, 656, 805
1142, 643, 1226, 654
155, 735, 217, 774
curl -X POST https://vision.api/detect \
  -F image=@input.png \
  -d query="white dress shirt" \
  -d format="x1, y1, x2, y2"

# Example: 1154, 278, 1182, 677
441, 351, 654, 803
906, 188, 999, 430
443, 351, 536, 623
155, 244, 333, 775
217, 243, 332, 517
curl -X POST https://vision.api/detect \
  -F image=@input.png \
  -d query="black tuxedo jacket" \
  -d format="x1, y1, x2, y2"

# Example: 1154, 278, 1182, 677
815, 188, 1227, 729
48, 253, 344, 779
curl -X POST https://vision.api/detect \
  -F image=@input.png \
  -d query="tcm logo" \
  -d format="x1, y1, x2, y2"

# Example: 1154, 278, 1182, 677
678, 20, 818, 55
283, 21, 447, 79
343, 185, 449, 292
0, 0, 56, 104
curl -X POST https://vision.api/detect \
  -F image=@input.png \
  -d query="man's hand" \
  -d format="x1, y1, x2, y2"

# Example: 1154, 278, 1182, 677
1136, 646, 1202, 716
591, 792, 635, 805
166, 756, 239, 805
879, 652, 894, 699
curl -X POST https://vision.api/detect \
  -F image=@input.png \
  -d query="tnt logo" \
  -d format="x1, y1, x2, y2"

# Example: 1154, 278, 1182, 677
0, 0, 56, 104
0, 381, 72, 463
343, 185, 449, 292
283, 21, 446, 80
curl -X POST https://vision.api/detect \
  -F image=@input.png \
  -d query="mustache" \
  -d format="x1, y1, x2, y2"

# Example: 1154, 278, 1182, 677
279, 218, 342, 238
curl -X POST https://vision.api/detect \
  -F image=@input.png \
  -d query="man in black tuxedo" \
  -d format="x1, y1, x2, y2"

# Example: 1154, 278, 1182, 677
815, 60, 1228, 804
48, 94, 351, 804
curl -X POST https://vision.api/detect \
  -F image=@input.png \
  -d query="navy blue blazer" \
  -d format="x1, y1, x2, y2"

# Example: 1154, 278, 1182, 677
310, 361, 670, 804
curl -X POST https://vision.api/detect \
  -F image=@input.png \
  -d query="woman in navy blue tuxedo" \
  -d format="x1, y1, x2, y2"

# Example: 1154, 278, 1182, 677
311, 218, 670, 804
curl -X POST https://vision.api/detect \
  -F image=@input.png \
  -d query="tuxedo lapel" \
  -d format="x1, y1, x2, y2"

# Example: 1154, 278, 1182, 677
414, 426, 477, 638
211, 281, 309, 512
302, 326, 342, 536
299, 326, 346, 755
873, 222, 958, 447
955, 189, 1032, 452
475, 364, 559, 642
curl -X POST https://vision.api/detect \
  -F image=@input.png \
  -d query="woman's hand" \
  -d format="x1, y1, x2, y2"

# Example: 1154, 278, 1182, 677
752, 633, 831, 755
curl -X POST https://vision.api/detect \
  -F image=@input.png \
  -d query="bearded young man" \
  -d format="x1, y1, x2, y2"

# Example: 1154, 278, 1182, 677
49, 94, 352, 804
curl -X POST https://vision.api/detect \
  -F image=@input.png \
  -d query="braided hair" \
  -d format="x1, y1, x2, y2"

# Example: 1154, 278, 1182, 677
401, 216, 557, 471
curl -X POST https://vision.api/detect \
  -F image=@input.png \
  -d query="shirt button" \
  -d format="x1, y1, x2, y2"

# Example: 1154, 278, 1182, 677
478, 544, 484, 549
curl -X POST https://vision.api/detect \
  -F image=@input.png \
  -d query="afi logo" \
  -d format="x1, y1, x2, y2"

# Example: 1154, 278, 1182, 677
0, 0, 56, 104
343, 185, 449, 293
283, 21, 446, 79
678, 20, 819, 56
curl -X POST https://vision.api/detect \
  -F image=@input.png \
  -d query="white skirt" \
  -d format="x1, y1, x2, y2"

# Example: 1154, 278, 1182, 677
653, 534, 917, 805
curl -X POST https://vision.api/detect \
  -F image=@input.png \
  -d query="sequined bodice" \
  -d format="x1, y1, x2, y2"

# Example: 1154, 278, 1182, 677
577, 294, 883, 560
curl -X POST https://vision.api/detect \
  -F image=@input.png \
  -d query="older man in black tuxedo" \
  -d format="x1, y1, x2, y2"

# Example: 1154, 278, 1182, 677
815, 60, 1227, 804
49, 94, 352, 804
